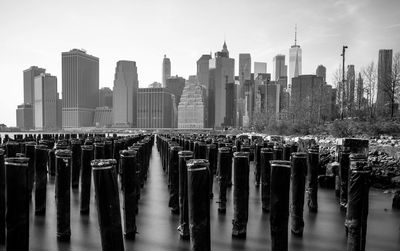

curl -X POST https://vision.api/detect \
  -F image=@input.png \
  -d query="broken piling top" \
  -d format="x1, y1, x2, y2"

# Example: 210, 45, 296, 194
336, 138, 369, 157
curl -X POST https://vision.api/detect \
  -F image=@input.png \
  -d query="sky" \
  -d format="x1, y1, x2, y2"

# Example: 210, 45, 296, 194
0, 0, 400, 126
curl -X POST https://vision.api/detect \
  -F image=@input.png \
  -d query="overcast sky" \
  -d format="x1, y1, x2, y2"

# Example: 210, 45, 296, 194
1, 0, 399, 126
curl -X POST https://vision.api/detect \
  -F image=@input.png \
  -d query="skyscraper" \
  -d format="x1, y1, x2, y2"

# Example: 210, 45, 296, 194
16, 104, 33, 130
273, 55, 287, 81
239, 53, 251, 85
166, 75, 186, 106
178, 83, 207, 128
62, 49, 99, 128
254, 62, 267, 78
23, 66, 46, 105
112, 60, 138, 127
209, 41, 235, 128
288, 26, 302, 94
355, 73, 364, 110
197, 54, 212, 90
377, 49, 393, 113
316, 65, 326, 83
346, 65, 355, 114
137, 87, 176, 128
162, 55, 171, 87
34, 73, 58, 130
99, 87, 113, 108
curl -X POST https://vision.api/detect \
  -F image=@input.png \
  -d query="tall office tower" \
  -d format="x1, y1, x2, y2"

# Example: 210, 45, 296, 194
273, 55, 287, 81
316, 65, 326, 83
137, 87, 176, 128
112, 60, 139, 127
56, 93, 62, 129
166, 75, 186, 106
34, 73, 58, 130
377, 49, 393, 114
254, 62, 267, 78
162, 55, 171, 87
99, 87, 113, 108
288, 26, 302, 94
197, 54, 212, 90
265, 82, 281, 117
178, 83, 207, 128
346, 65, 355, 114
16, 104, 34, 130
355, 73, 364, 110
239, 53, 251, 85
291, 75, 324, 123
208, 41, 235, 128
62, 49, 99, 128
24, 66, 46, 104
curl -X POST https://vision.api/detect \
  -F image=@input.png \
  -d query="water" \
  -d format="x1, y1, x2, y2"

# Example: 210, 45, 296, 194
4, 142, 400, 250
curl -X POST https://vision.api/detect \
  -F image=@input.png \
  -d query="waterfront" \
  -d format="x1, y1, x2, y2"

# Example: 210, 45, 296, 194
17, 142, 400, 251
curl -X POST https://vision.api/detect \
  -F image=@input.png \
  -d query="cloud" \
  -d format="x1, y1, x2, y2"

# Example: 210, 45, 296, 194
385, 23, 400, 29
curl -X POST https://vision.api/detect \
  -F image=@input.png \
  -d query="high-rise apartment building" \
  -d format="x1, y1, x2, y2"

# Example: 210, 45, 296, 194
355, 73, 364, 110
62, 49, 99, 128
273, 55, 287, 81
34, 73, 58, 130
197, 54, 212, 90
208, 41, 235, 128
288, 27, 302, 94
112, 61, 138, 127
162, 55, 171, 87
377, 49, 393, 113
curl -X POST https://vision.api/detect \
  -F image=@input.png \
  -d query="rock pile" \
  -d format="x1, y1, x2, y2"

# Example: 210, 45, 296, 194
368, 150, 400, 188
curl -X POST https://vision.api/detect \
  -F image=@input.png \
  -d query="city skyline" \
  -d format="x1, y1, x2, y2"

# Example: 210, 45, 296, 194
1, 0, 400, 126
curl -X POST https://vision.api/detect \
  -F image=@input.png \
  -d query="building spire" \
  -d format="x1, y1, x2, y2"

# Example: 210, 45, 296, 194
294, 24, 297, 46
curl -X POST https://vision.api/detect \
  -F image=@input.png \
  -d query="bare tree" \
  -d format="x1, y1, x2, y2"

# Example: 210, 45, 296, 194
332, 65, 344, 118
362, 61, 377, 120
382, 52, 400, 118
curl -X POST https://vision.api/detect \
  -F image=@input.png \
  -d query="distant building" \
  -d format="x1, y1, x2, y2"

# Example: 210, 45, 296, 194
166, 75, 186, 106
290, 75, 324, 123
224, 82, 236, 127
288, 27, 302, 94
34, 73, 58, 130
23, 66, 46, 105
162, 55, 171, 87
137, 88, 176, 128
239, 53, 251, 85
56, 93, 62, 129
377, 49, 393, 114
346, 65, 355, 114
16, 104, 34, 130
149, 82, 162, 88
99, 87, 113, 108
178, 83, 207, 128
197, 54, 212, 90
273, 55, 287, 81
316, 65, 326, 83
187, 75, 199, 85
62, 49, 99, 128
254, 62, 267, 78
208, 41, 235, 128
355, 73, 364, 111
93, 107, 113, 127
265, 82, 281, 117
112, 61, 138, 127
